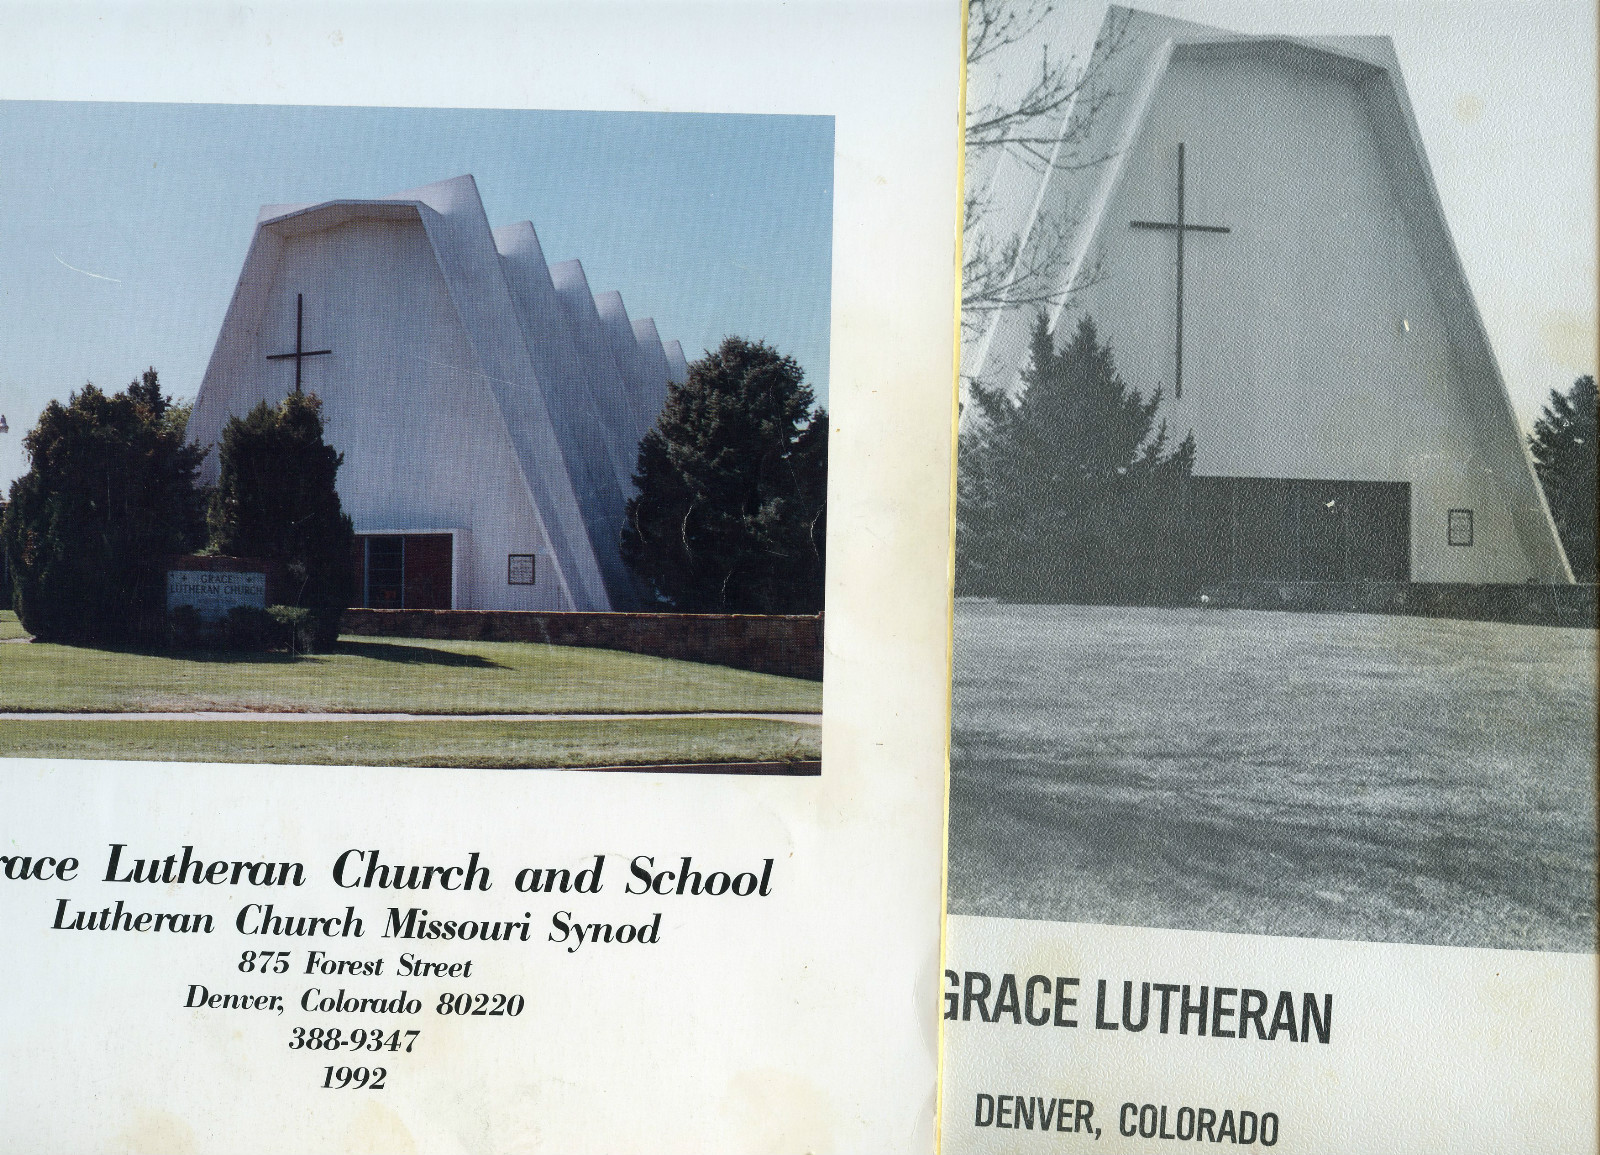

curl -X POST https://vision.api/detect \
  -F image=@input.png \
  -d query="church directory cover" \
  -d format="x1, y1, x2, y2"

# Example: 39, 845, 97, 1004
0, 1, 1593, 1153
944, 1, 1595, 1152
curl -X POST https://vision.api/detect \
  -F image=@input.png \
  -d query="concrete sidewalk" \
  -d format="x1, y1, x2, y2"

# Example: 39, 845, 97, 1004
0, 710, 820, 724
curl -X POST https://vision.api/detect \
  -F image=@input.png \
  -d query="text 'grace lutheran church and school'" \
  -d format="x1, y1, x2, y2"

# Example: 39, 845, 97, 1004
186, 174, 691, 614
968, 6, 1575, 588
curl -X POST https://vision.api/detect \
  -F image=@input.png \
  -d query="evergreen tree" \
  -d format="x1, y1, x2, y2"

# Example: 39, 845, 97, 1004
1, 369, 207, 642
0, 500, 10, 608
207, 392, 355, 647
957, 315, 1194, 602
1529, 374, 1597, 581
622, 337, 827, 613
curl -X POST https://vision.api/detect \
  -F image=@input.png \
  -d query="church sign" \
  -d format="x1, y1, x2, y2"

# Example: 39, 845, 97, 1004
165, 559, 271, 622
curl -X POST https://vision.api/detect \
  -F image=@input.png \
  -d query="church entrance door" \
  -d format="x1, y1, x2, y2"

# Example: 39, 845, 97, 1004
1186, 477, 1410, 583
356, 534, 453, 609
1298, 481, 1349, 582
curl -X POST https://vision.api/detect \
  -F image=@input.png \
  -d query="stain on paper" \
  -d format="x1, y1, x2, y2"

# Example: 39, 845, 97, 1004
114, 1108, 197, 1155
1539, 310, 1598, 372
723, 1067, 834, 1154
341, 1100, 419, 1154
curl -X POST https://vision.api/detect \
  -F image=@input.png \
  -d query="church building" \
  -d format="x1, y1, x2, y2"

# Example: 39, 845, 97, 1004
968, 7, 1574, 584
188, 175, 690, 612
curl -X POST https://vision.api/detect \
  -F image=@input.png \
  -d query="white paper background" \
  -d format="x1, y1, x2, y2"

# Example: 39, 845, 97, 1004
0, 3, 962, 1152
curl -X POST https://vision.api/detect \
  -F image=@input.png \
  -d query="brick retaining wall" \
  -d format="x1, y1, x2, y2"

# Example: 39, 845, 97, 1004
1196, 581, 1596, 629
340, 609, 824, 680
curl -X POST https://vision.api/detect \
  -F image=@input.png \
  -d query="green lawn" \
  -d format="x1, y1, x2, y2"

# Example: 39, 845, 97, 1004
948, 603, 1596, 952
0, 631, 821, 714
0, 716, 818, 769
0, 610, 26, 641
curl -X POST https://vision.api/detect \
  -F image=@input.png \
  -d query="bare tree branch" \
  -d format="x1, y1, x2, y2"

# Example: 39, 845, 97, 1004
963, 0, 1131, 357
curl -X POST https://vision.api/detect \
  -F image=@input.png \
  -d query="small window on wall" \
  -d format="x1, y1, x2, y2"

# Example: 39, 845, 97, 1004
1448, 509, 1474, 547
508, 554, 536, 585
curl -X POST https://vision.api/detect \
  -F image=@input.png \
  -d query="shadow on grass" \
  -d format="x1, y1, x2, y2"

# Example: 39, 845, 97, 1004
331, 640, 506, 669
32, 638, 505, 670
35, 641, 314, 666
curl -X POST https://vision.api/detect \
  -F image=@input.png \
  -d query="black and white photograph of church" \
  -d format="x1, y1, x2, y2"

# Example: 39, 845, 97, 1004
950, 2, 1596, 951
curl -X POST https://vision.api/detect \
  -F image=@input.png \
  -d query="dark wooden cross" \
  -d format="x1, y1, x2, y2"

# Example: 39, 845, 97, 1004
265, 293, 332, 394
1129, 143, 1230, 398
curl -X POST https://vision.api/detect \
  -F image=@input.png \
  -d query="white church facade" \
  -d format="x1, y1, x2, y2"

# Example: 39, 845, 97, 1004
968, 7, 1574, 585
187, 175, 690, 613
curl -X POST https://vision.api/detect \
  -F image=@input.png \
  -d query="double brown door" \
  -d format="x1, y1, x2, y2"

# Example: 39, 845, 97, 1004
356, 534, 452, 608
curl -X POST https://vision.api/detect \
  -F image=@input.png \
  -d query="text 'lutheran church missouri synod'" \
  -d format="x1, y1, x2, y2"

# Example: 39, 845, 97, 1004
187, 174, 692, 613
969, 6, 1575, 585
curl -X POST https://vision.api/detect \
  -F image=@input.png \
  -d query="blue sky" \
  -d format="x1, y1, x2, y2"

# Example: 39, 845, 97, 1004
0, 102, 834, 490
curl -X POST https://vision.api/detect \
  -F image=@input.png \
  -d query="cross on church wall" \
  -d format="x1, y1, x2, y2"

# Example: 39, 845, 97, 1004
265, 292, 333, 393
1129, 142, 1230, 399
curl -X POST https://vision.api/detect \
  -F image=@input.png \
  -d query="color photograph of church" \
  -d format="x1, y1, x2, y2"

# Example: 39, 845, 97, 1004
189, 172, 679, 614
949, 1, 1596, 951
0, 103, 832, 772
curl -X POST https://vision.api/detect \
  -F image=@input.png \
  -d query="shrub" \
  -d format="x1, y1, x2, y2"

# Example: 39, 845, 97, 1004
957, 315, 1195, 603
207, 393, 354, 649
622, 337, 827, 612
267, 604, 319, 654
1, 370, 207, 641
166, 604, 203, 649
1529, 375, 1597, 581
223, 605, 275, 650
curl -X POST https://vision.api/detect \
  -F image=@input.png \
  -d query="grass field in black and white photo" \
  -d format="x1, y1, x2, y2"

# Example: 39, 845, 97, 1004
947, 602, 1596, 952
